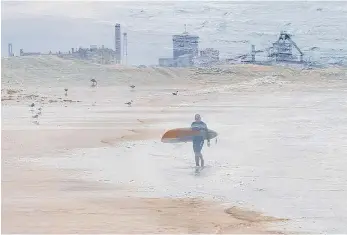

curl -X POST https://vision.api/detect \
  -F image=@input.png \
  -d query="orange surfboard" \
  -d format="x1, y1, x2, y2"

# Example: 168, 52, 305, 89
161, 128, 218, 143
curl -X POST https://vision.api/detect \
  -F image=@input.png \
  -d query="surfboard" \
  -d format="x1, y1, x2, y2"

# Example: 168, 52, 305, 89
161, 127, 218, 143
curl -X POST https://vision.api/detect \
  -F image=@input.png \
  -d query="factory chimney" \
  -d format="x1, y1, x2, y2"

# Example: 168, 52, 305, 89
251, 45, 256, 62
115, 24, 122, 64
8, 43, 13, 57
123, 32, 128, 65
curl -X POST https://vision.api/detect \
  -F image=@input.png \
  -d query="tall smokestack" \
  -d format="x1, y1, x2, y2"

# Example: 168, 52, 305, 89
251, 45, 255, 62
123, 32, 128, 65
8, 43, 13, 57
115, 24, 122, 64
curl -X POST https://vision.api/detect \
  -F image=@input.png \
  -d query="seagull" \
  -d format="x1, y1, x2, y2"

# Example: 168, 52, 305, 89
64, 88, 68, 96
172, 91, 178, 95
130, 85, 135, 89
125, 100, 133, 106
30, 103, 35, 107
32, 114, 39, 118
91, 79, 97, 86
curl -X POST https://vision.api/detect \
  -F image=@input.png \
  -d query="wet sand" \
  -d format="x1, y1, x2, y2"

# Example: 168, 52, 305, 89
2, 57, 347, 233
1, 76, 285, 233
2, 119, 282, 234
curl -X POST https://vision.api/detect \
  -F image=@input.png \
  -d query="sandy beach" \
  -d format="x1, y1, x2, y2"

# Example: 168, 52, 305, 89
2, 56, 347, 233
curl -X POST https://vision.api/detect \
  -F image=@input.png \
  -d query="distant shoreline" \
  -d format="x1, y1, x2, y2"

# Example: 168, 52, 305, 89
2, 54, 346, 69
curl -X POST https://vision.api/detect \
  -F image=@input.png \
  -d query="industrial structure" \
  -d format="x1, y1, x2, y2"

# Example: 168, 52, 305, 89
7, 23, 311, 67
56, 45, 116, 64
8, 43, 13, 57
173, 31, 199, 59
10, 24, 128, 65
20, 49, 41, 56
158, 58, 175, 67
268, 31, 304, 62
200, 48, 219, 61
115, 24, 122, 64
159, 25, 220, 67
236, 31, 305, 65
159, 25, 199, 67
194, 48, 220, 66
123, 32, 128, 65
236, 45, 263, 63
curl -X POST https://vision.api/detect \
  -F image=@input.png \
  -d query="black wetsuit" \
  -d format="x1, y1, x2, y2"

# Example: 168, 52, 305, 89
191, 121, 208, 167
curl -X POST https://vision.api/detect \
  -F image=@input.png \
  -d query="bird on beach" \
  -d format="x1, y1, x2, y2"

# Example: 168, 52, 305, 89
91, 78, 97, 87
29, 103, 36, 113
172, 91, 178, 95
32, 114, 39, 118
64, 88, 68, 96
125, 100, 133, 106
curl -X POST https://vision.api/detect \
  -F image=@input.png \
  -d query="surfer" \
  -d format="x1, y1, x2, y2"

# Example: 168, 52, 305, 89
191, 114, 210, 167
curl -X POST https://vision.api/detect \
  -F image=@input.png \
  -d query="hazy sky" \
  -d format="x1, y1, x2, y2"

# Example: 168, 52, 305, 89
2, 1, 347, 65
2, 1, 121, 52
1, 1, 178, 64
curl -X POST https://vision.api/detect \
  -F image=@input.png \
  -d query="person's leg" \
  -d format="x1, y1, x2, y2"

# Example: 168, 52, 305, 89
199, 141, 204, 167
193, 142, 200, 166
194, 153, 200, 166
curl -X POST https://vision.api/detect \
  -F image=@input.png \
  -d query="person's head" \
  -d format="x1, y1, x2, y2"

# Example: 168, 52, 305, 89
194, 114, 201, 121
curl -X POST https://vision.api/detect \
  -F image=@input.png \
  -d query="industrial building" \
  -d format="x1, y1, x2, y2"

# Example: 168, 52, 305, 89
176, 54, 193, 67
194, 48, 220, 66
20, 49, 41, 56
8, 43, 14, 57
158, 26, 200, 67
172, 32, 199, 60
8, 23, 309, 67
171, 29, 199, 67
237, 31, 305, 65
122, 32, 128, 64
114, 24, 122, 64
268, 31, 304, 62
159, 58, 175, 67
158, 26, 220, 67
7, 24, 126, 65
200, 48, 220, 61
55, 45, 116, 64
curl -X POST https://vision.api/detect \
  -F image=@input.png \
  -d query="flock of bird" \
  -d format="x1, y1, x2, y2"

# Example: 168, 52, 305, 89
30, 102, 42, 125
124, 88, 179, 106
29, 78, 180, 124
